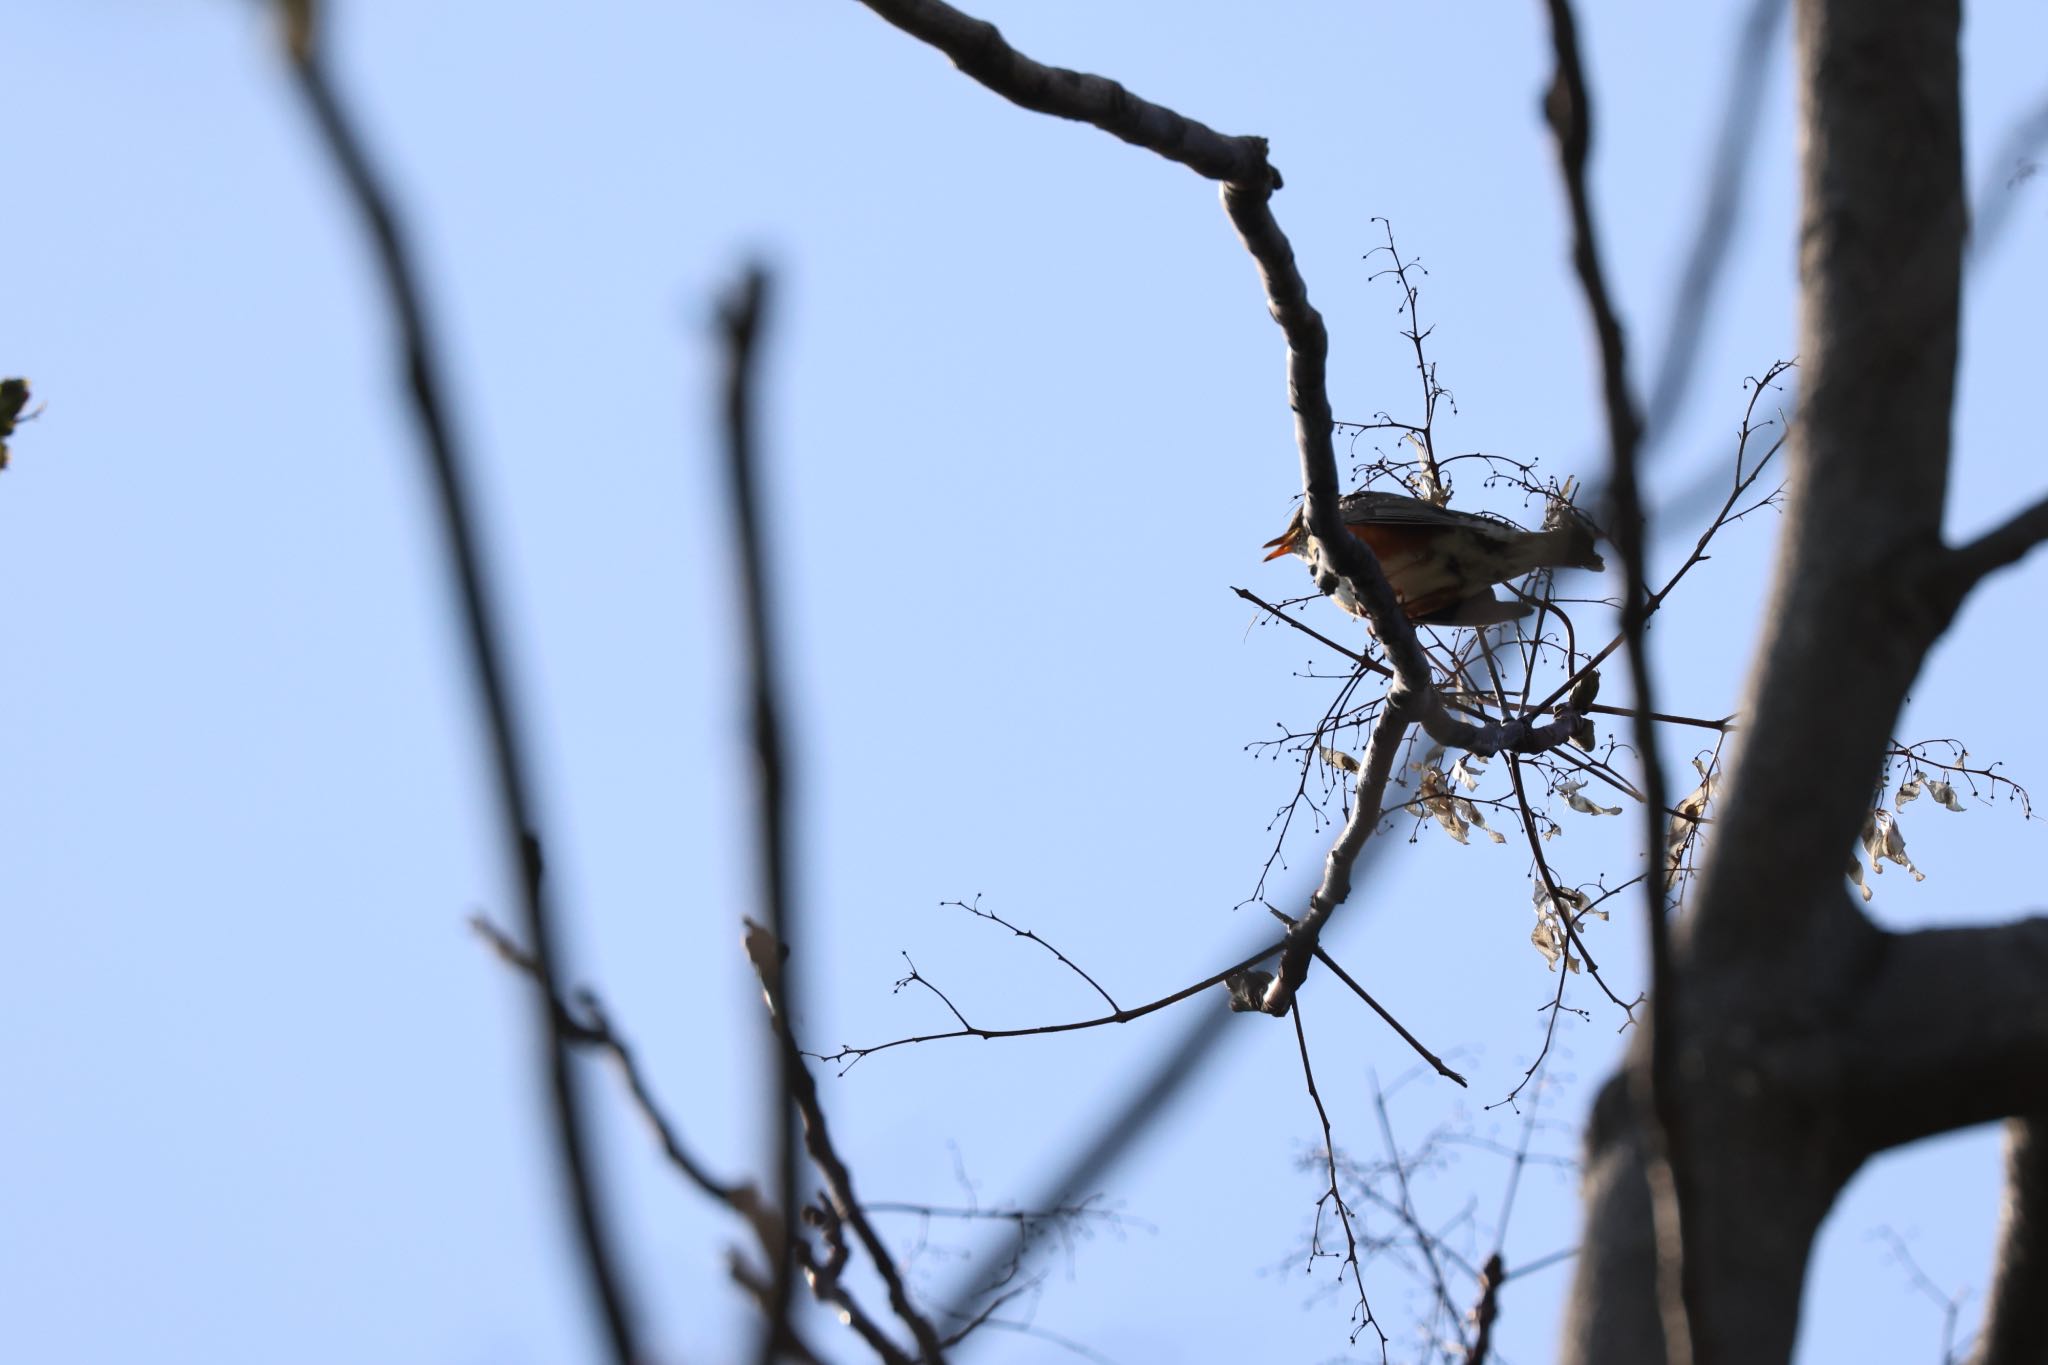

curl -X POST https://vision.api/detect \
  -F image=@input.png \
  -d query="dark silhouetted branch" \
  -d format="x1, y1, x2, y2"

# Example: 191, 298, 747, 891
853, 0, 1280, 188
284, 33, 640, 1364
1842, 919, 2048, 1153
476, 914, 928, 1363
816, 938, 1286, 1068
851, 0, 1591, 1018
1539, 3, 1693, 1360
710, 263, 807, 1365
1312, 942, 1469, 1088
1465, 1253, 1505, 1364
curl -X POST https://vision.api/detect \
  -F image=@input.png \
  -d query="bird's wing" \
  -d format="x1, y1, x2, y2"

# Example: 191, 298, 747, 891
1337, 491, 1524, 535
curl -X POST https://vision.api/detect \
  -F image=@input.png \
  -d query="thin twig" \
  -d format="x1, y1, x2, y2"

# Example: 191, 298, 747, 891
932, 971, 1240, 1321
944, 896, 1120, 1011
1295, 1003, 1389, 1357
1262, 906, 1467, 1087
471, 915, 744, 1205
284, 34, 639, 1364
1313, 945, 1469, 1088
815, 938, 1287, 1068
1371, 1075, 1466, 1357
1234, 586, 1393, 680
1873, 1227, 1968, 1365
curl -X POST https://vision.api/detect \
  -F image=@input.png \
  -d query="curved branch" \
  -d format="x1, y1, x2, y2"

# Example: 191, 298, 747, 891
852, 0, 1461, 1009
1839, 918, 2048, 1154
855, 0, 1279, 189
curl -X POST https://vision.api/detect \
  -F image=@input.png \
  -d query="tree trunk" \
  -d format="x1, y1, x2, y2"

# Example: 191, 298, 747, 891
1562, 0, 1966, 1360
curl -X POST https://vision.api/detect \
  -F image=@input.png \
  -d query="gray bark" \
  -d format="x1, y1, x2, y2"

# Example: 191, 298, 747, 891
1563, 0, 1974, 1361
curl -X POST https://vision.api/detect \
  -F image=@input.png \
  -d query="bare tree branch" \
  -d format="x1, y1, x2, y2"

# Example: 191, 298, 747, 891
475, 913, 932, 1364
1569, 0, 1968, 1355
1841, 919, 2048, 1154
710, 264, 808, 1365
854, 0, 1280, 187
1974, 1117, 2048, 1365
471, 916, 746, 1207
746, 925, 951, 1363
1465, 1252, 1505, 1365
1261, 689, 1419, 1014
1536, 5, 1693, 1357
283, 28, 641, 1364
1941, 491, 2048, 603
933, 981, 1238, 1321
1309, 940, 1468, 1088
852, 0, 1590, 1024
1371, 1077, 1465, 1358
1295, 1003, 1389, 1357
816, 938, 1285, 1068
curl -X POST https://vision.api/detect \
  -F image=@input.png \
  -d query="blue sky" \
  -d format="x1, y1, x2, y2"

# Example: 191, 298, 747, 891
5, 2, 2046, 1361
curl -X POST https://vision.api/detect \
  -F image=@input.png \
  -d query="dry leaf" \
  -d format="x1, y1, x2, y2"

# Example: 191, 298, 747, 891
1557, 778, 1622, 817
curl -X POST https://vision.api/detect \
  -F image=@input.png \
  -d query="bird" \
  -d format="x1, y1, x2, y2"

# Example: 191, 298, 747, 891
1263, 489, 1604, 627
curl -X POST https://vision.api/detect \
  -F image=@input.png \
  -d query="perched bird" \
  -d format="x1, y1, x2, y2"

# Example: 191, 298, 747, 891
1263, 489, 1604, 626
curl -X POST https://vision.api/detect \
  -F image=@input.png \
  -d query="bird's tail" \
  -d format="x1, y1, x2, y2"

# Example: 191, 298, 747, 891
1513, 520, 1605, 575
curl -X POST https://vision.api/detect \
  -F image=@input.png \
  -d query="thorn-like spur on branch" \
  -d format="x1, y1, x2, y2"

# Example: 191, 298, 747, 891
855, 0, 1281, 190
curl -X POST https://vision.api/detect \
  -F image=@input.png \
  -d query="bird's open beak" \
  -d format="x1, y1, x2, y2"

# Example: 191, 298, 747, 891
1261, 535, 1296, 561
